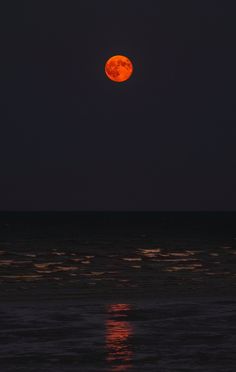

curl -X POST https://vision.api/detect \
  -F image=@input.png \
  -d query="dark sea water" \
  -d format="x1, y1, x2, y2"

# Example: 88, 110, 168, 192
0, 212, 236, 371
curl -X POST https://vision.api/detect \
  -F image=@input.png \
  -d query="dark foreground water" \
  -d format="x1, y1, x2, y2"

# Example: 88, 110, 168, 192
0, 212, 236, 371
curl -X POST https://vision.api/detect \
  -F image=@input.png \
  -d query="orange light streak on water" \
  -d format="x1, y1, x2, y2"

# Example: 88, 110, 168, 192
106, 304, 133, 371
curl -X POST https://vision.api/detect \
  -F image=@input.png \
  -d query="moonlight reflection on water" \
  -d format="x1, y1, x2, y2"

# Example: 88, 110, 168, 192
106, 304, 133, 371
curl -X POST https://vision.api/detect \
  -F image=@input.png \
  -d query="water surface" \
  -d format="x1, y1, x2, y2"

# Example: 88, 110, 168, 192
0, 212, 235, 371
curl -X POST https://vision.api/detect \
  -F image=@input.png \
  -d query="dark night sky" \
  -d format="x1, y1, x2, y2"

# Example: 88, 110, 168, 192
0, 1, 236, 210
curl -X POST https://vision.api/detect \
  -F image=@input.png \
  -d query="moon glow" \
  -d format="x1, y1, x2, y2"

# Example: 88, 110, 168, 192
105, 55, 133, 83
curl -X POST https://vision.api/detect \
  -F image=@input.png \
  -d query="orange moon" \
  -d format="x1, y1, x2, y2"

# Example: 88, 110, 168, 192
105, 55, 133, 83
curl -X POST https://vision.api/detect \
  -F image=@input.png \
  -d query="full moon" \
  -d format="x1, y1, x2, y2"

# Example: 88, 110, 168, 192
105, 55, 133, 83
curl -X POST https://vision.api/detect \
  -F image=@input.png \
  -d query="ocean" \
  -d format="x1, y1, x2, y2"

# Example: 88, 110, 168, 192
0, 212, 235, 371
